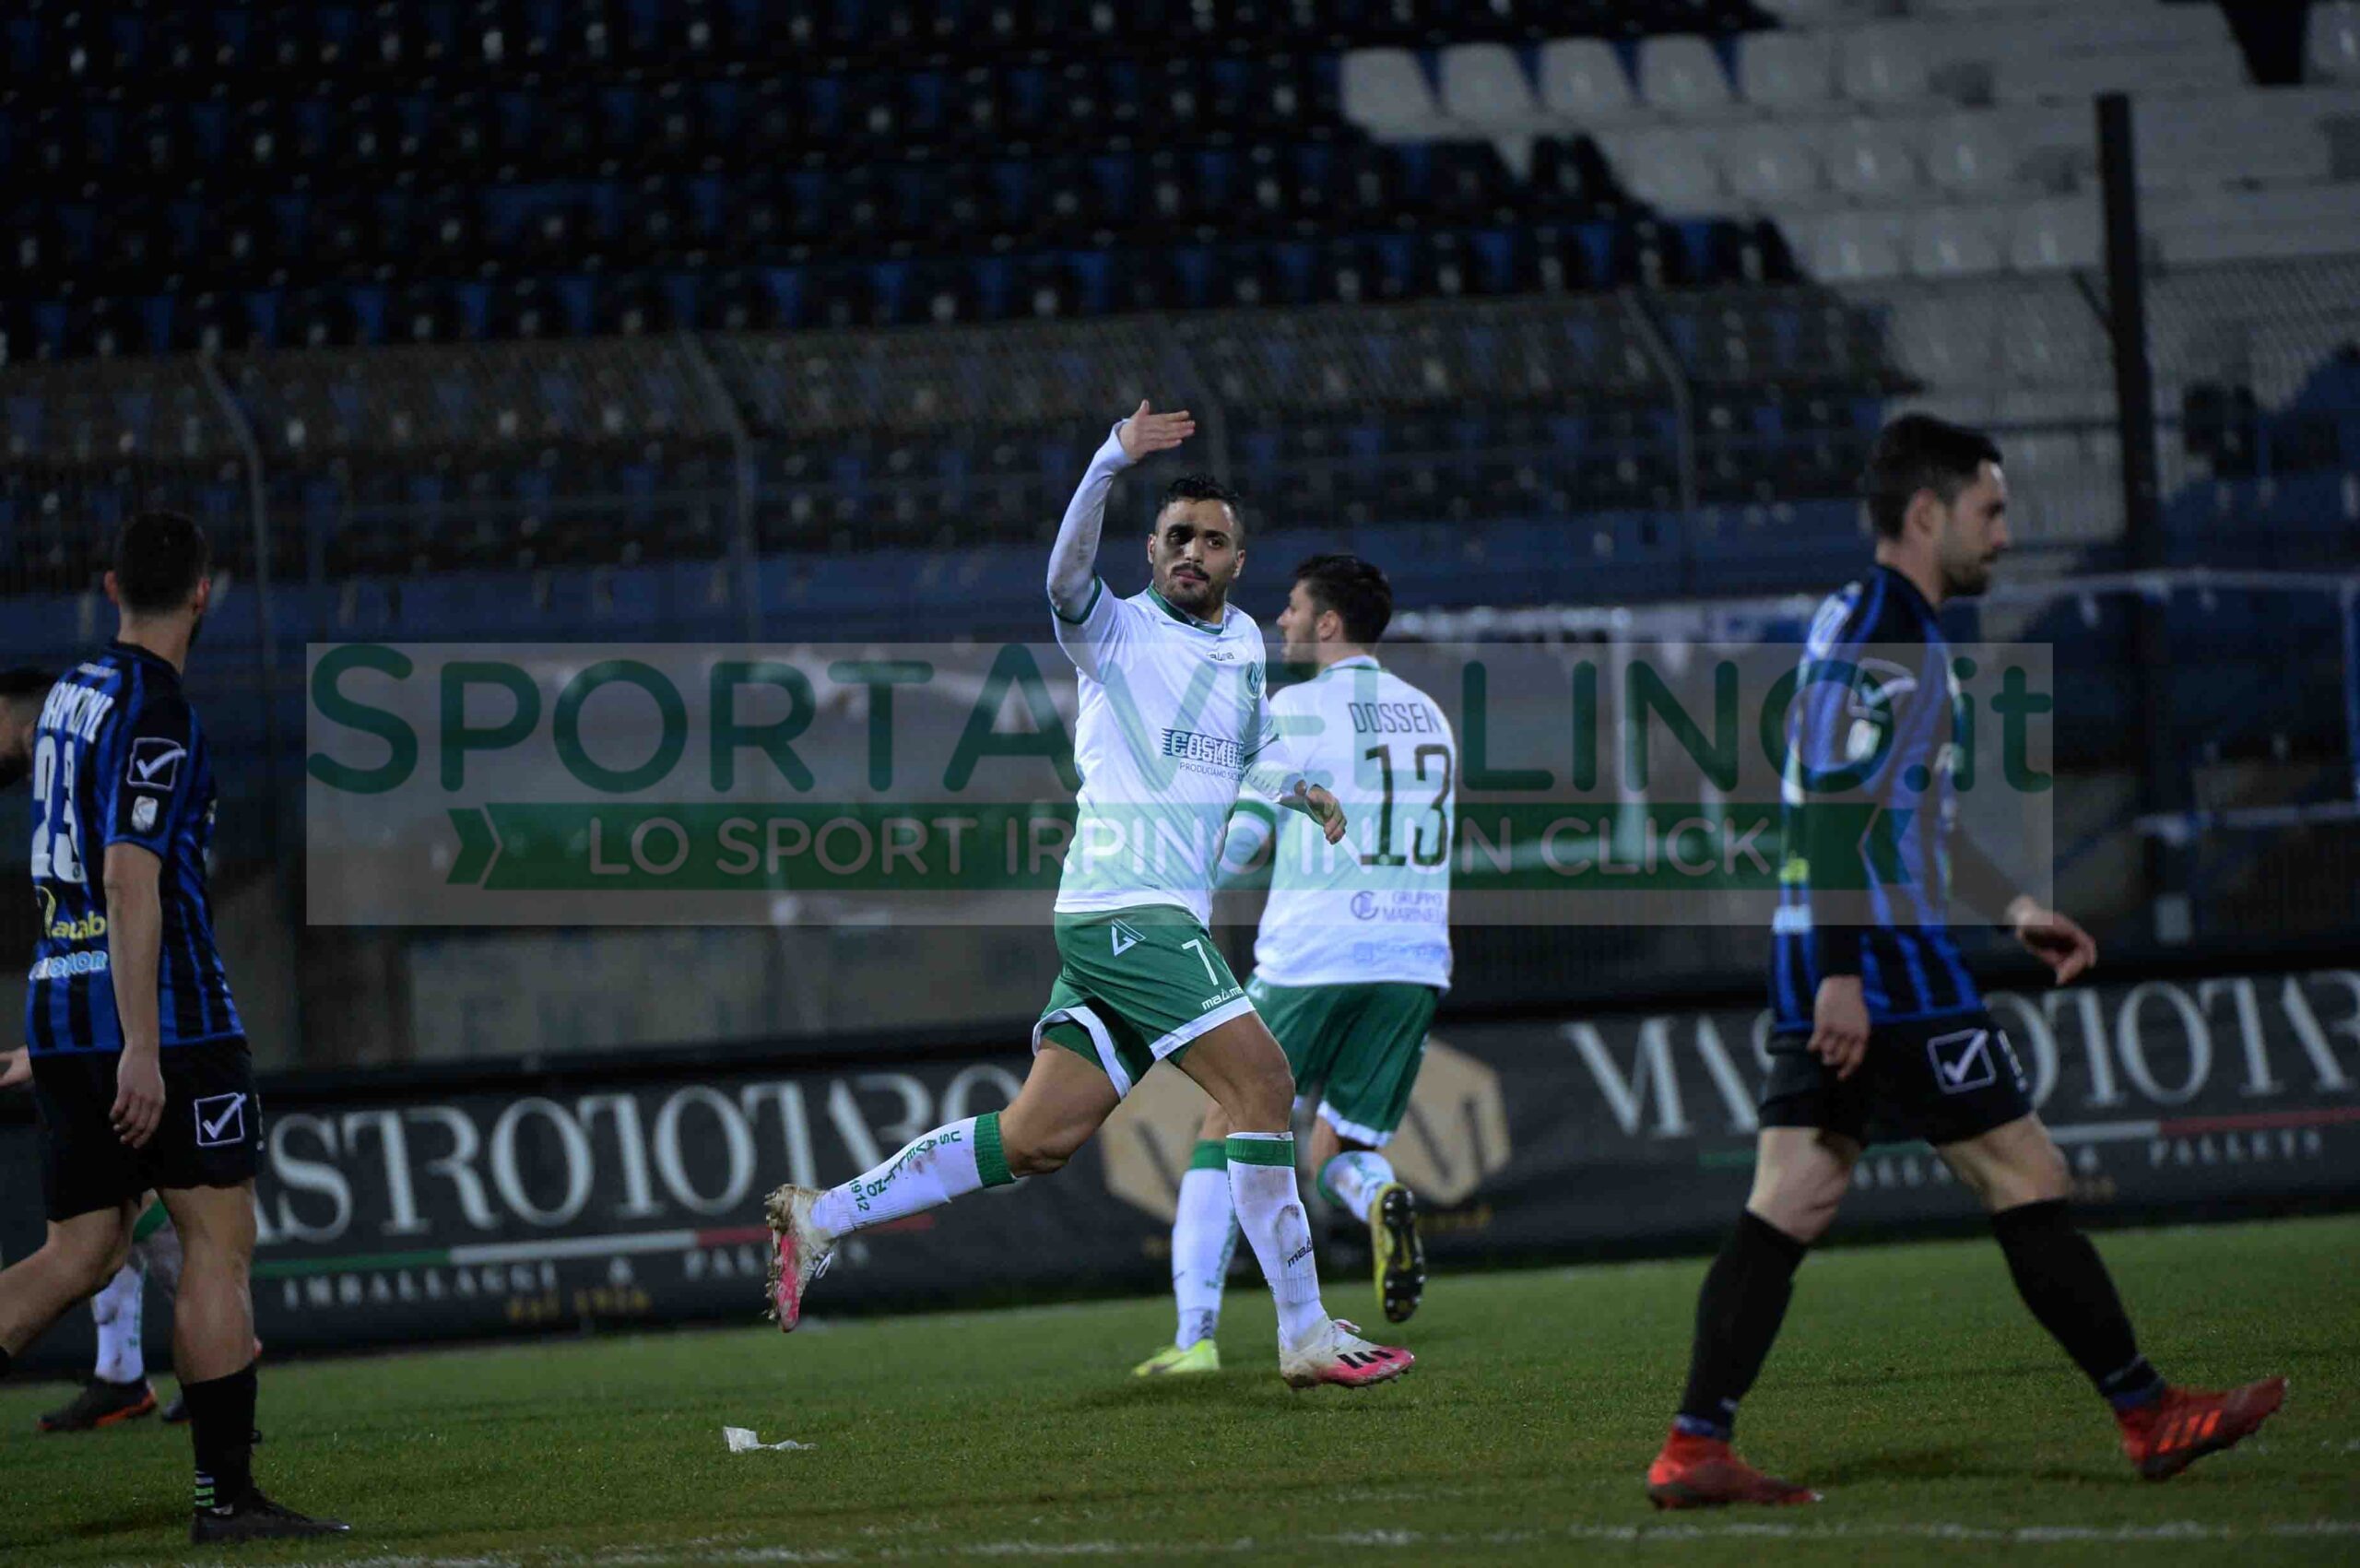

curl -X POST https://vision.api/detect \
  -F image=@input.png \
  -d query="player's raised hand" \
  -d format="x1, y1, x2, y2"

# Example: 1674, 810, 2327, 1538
2012, 902, 2096, 985
1808, 974, 1870, 1081
1116, 399, 1195, 463
112, 1045, 164, 1148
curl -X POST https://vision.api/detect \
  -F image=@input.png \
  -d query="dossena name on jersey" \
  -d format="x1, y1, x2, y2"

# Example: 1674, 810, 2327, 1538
1347, 701, 1442, 736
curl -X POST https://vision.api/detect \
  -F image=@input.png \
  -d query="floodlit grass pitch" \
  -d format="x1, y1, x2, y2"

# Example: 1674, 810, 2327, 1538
1, 1215, 2352, 1567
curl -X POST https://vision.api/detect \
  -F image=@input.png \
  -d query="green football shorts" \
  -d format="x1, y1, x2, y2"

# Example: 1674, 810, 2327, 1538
1246, 975, 1438, 1148
1033, 905, 1254, 1097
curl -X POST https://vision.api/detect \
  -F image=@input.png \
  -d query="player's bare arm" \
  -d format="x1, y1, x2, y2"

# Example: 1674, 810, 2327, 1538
2004, 896, 2097, 985
1046, 399, 1195, 618
100, 843, 166, 1149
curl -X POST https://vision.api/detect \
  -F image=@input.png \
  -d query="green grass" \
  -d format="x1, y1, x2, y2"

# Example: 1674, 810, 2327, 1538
3, 1215, 2354, 1567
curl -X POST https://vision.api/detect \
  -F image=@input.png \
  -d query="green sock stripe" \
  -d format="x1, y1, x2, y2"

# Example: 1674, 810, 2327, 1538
132, 1199, 169, 1244
974, 1112, 1014, 1188
1187, 1139, 1230, 1173
1315, 1153, 1348, 1208
1224, 1133, 1295, 1169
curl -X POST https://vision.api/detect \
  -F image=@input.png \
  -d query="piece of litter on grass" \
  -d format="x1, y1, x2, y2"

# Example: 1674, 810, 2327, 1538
725, 1425, 814, 1453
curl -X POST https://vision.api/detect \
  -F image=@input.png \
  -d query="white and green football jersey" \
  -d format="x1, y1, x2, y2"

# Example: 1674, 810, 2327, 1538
1051, 579, 1289, 926
1245, 655, 1454, 991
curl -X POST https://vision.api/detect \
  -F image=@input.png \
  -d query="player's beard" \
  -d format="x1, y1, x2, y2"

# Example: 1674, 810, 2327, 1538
1162, 565, 1225, 616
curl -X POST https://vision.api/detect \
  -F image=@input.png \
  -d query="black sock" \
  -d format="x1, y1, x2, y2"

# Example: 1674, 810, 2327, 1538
183, 1361, 258, 1512
1989, 1198, 2165, 1412
1675, 1209, 1809, 1440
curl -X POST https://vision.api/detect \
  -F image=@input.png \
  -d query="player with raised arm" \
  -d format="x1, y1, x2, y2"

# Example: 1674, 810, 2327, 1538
1643, 416, 2284, 1509
1135, 554, 1453, 1377
0, 514, 347, 1541
764, 405, 1415, 1390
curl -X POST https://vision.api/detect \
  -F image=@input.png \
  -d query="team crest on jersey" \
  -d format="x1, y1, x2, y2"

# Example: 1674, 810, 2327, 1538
128, 737, 185, 791
1245, 662, 1264, 699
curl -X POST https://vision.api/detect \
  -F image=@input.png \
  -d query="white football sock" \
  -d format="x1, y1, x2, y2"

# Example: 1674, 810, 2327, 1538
1226, 1132, 1328, 1350
808, 1112, 1016, 1241
90, 1260, 145, 1385
1171, 1151, 1238, 1350
1316, 1149, 1398, 1224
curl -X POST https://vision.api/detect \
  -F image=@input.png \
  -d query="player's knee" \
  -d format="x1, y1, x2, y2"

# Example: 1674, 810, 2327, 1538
1749, 1164, 1849, 1244
1221, 1059, 1294, 1134
1000, 1119, 1084, 1179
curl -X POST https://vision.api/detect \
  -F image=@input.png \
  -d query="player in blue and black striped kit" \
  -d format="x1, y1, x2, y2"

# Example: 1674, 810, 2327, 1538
1645, 416, 2286, 1508
0, 512, 346, 1543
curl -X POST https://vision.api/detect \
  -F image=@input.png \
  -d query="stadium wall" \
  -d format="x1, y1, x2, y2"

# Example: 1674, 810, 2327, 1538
4, 961, 2353, 1370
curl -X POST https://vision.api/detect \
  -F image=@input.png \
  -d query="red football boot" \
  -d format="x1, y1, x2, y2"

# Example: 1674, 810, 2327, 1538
2118, 1377, 2286, 1480
1645, 1428, 1821, 1509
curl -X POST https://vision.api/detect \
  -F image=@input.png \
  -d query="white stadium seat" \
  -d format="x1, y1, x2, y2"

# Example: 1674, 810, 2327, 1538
1721, 125, 1823, 206
1737, 31, 1835, 111
2311, 1, 2360, 81
1537, 39, 1635, 122
1339, 48, 1455, 139
1438, 43, 1540, 130
1797, 212, 1905, 280
1637, 34, 1735, 115
1906, 207, 2005, 277
1919, 113, 2012, 196
1822, 120, 1921, 202
2008, 198, 2102, 272
1606, 128, 1722, 210
1838, 25, 1931, 104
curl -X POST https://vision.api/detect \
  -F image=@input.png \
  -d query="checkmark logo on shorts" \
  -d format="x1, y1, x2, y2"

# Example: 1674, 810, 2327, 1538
1926, 1029, 1996, 1095
1109, 920, 1144, 957
194, 1091, 246, 1148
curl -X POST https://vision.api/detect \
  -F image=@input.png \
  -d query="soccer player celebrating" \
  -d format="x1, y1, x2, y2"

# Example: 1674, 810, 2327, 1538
1135, 554, 1453, 1376
1644, 417, 2283, 1508
766, 405, 1415, 1390
0, 513, 347, 1541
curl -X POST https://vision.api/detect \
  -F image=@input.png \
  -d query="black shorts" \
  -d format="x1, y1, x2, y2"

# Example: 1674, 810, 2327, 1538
30, 1038, 261, 1223
1759, 1010, 2032, 1149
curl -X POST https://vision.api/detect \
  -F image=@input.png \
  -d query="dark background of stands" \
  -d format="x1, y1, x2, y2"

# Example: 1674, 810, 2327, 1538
1, 0, 2356, 1072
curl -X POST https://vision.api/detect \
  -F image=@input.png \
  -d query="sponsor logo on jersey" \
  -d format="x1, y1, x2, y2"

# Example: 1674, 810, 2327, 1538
133, 795, 159, 832
29, 949, 111, 981
35, 886, 106, 944
129, 737, 186, 790
1158, 728, 1244, 772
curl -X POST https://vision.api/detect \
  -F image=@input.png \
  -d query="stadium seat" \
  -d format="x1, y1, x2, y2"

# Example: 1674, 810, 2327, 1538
1736, 30, 1835, 110
1339, 49, 1455, 139
1606, 129, 1720, 211
2007, 197, 2101, 271
1636, 35, 1735, 114
2311, 1, 2360, 82
1720, 124, 1823, 206
1822, 120, 1921, 203
1837, 25, 1930, 104
1536, 39, 1636, 121
1795, 212, 1904, 280
1906, 207, 2004, 277
1920, 112, 2012, 197
1438, 43, 1540, 130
